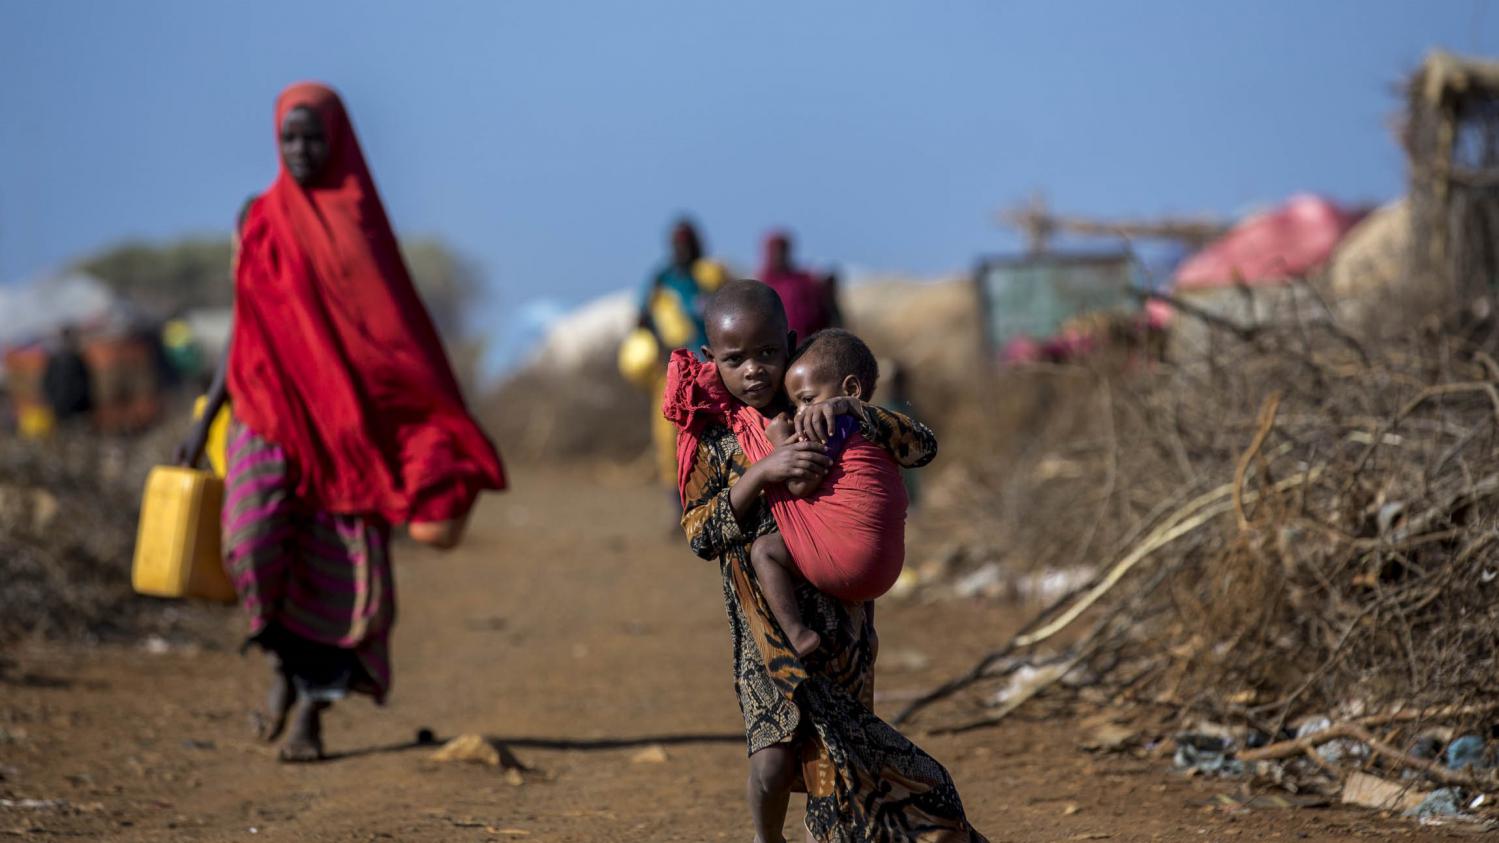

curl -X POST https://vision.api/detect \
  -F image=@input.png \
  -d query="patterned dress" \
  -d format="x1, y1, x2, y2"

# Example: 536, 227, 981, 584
681, 405, 988, 842
222, 419, 395, 702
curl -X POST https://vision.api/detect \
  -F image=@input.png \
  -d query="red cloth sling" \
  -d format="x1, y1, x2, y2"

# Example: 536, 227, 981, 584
228, 82, 505, 524
664, 350, 906, 602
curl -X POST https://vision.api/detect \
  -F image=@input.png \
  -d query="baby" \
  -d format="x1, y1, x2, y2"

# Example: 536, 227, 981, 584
751, 329, 908, 658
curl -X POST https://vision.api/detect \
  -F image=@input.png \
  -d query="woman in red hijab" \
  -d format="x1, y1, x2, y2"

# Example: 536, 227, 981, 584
178, 82, 505, 762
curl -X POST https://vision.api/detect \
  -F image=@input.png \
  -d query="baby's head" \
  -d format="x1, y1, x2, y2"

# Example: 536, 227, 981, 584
786, 329, 878, 408
701, 279, 796, 410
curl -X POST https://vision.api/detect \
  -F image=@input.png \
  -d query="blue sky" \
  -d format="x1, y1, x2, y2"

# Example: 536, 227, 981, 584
1, 1, 1493, 322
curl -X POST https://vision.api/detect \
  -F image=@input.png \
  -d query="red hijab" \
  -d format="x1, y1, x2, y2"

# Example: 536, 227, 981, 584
228, 82, 505, 523
758, 231, 832, 343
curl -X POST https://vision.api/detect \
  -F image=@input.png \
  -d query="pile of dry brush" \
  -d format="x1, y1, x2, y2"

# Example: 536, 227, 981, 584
0, 421, 228, 647
905, 283, 1499, 788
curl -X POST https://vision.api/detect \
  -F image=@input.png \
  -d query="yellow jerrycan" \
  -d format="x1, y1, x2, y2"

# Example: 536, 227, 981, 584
617, 327, 661, 390
131, 466, 237, 602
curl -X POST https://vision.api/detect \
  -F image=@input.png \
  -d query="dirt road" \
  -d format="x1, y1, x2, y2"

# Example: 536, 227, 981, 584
0, 466, 1475, 841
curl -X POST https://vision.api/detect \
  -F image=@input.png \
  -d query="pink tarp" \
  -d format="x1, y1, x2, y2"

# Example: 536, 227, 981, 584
1172, 194, 1365, 292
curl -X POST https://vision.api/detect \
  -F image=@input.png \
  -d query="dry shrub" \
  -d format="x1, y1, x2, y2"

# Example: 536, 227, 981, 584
478, 351, 652, 464
908, 280, 1499, 740
0, 414, 229, 646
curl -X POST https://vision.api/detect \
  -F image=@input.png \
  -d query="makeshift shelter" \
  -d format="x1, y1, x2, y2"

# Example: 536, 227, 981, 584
1161, 195, 1363, 360
1171, 194, 1364, 292
1406, 51, 1499, 319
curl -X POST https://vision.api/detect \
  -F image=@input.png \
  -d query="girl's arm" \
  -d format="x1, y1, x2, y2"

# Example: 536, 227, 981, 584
795, 397, 937, 469
856, 403, 938, 468
682, 433, 831, 559
681, 436, 756, 561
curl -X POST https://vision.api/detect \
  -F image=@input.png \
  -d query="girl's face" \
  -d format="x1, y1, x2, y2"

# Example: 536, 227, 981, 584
702, 314, 792, 410
280, 106, 331, 186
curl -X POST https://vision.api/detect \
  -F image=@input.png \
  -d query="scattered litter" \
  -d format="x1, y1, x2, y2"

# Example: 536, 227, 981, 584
992, 662, 1071, 707
1408, 735, 1444, 761
1172, 734, 1244, 778
1341, 771, 1428, 812
953, 563, 1004, 600
1078, 718, 1138, 753
1405, 787, 1466, 819
1209, 793, 1329, 811
1296, 717, 1368, 765
430, 734, 501, 767
1445, 735, 1487, 770
629, 744, 669, 765
0, 798, 67, 811
1012, 567, 1094, 604
141, 635, 172, 655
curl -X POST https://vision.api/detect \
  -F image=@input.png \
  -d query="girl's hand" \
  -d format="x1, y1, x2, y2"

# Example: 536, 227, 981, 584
755, 439, 831, 485
794, 396, 860, 444
765, 413, 796, 447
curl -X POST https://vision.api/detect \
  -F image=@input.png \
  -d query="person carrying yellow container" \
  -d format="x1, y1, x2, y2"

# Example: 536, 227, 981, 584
627, 219, 728, 509
174, 83, 505, 765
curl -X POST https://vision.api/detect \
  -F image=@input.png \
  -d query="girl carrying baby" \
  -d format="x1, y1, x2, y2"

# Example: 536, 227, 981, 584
665, 280, 986, 842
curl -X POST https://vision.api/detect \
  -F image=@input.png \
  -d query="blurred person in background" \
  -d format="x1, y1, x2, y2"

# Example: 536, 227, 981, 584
757, 229, 840, 342
637, 218, 728, 509
42, 325, 93, 426
176, 82, 505, 762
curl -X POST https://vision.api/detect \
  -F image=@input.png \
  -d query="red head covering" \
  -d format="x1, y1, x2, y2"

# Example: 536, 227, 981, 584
228, 82, 505, 523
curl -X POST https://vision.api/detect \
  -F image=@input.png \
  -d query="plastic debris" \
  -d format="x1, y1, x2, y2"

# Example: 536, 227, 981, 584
630, 744, 669, 764
953, 563, 1004, 599
1341, 771, 1428, 812
992, 662, 1071, 706
1445, 735, 1487, 770
1172, 733, 1245, 777
1405, 787, 1465, 819
430, 734, 501, 767
1296, 716, 1369, 765
1408, 735, 1443, 761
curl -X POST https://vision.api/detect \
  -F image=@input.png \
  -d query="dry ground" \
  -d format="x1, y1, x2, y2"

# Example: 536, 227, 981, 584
0, 465, 1481, 841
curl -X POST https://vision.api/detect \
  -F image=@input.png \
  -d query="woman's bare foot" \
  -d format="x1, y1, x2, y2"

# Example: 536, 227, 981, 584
277, 699, 328, 763
251, 657, 295, 742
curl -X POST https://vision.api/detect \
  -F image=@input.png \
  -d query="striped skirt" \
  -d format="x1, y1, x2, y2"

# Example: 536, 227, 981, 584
222, 421, 395, 702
